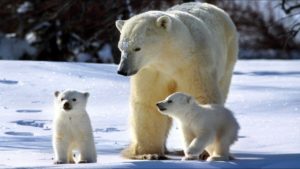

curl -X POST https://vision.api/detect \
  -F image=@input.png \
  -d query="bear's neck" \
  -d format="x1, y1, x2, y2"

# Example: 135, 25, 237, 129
56, 109, 87, 117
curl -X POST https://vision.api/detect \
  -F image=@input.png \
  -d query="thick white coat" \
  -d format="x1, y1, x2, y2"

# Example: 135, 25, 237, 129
52, 90, 97, 164
116, 2, 238, 159
158, 92, 240, 161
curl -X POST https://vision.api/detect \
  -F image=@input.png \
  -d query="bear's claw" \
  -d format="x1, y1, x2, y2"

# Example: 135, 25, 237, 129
166, 150, 210, 160
140, 154, 169, 160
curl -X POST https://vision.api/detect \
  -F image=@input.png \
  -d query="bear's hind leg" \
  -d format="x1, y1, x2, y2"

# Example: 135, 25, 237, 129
78, 140, 97, 163
219, 32, 238, 102
67, 145, 76, 164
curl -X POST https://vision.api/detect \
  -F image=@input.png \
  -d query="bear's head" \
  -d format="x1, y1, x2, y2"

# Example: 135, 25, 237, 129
115, 12, 173, 76
156, 92, 194, 117
54, 90, 89, 113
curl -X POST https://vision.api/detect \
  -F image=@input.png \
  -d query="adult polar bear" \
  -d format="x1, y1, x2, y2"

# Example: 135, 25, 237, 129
115, 2, 238, 159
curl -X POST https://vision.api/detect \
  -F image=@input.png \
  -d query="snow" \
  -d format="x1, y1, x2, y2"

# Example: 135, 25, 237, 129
0, 60, 299, 168
25, 32, 39, 45
76, 53, 93, 62
17, 1, 33, 14
0, 36, 37, 60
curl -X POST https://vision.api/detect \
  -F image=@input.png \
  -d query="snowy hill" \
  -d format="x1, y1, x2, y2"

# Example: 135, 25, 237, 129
0, 60, 299, 168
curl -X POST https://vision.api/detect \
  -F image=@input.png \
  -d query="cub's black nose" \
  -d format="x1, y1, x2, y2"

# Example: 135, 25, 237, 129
156, 103, 166, 111
63, 102, 72, 110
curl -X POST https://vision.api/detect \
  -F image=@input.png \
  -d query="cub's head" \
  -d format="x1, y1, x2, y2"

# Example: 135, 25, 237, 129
156, 92, 194, 117
115, 12, 173, 76
54, 90, 89, 112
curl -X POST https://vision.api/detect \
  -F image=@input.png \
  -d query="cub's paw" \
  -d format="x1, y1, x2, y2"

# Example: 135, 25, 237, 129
78, 160, 88, 163
207, 156, 229, 161
54, 160, 66, 164
199, 150, 210, 160
78, 159, 97, 163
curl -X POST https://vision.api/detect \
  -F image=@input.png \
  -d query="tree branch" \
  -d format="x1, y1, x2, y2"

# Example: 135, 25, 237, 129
282, 0, 300, 14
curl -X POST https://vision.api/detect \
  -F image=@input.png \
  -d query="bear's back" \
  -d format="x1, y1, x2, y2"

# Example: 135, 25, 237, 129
167, 2, 230, 25
167, 2, 236, 40
206, 104, 240, 131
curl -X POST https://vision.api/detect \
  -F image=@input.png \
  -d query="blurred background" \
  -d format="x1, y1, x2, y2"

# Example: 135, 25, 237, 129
0, 0, 299, 63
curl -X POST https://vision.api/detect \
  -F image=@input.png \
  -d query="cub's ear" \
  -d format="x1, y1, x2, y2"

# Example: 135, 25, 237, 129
54, 91, 60, 97
84, 92, 89, 98
156, 15, 172, 31
116, 20, 125, 32
186, 96, 192, 104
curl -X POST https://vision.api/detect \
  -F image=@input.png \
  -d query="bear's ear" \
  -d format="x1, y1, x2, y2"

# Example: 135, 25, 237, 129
186, 96, 192, 104
156, 15, 172, 31
83, 92, 89, 98
54, 91, 60, 97
116, 20, 125, 32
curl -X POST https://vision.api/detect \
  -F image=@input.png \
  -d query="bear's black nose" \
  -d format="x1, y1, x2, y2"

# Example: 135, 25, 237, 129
156, 103, 166, 111
63, 102, 72, 111
117, 70, 128, 76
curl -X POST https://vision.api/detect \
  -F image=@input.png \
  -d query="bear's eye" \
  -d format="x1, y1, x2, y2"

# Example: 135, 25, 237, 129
167, 100, 173, 104
134, 47, 141, 52
61, 98, 64, 101
72, 98, 76, 102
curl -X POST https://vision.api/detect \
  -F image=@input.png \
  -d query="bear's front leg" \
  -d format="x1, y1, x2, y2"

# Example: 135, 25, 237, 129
53, 137, 69, 164
122, 69, 175, 160
122, 101, 172, 160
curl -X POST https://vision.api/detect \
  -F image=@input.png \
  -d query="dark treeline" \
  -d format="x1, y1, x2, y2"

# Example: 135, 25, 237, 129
0, 0, 299, 62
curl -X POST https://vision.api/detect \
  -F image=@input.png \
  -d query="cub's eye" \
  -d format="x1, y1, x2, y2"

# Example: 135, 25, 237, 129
134, 47, 141, 52
72, 98, 76, 102
61, 98, 64, 101
167, 100, 173, 104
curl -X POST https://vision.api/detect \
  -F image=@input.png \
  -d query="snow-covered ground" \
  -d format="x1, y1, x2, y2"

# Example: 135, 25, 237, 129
0, 60, 299, 168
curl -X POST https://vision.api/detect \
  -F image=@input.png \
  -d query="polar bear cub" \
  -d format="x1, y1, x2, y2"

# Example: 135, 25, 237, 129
53, 90, 97, 164
157, 92, 239, 161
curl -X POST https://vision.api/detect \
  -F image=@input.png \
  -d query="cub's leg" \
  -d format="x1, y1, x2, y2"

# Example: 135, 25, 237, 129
67, 145, 75, 163
207, 137, 231, 161
53, 138, 69, 164
78, 138, 97, 163
182, 132, 212, 161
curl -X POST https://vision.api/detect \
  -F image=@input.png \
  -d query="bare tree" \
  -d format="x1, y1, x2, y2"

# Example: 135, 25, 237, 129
281, 0, 300, 14
1, 0, 299, 61
0, 0, 188, 62
281, 0, 300, 41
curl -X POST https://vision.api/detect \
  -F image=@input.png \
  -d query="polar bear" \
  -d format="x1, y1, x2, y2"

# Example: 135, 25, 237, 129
52, 90, 97, 164
115, 2, 238, 159
157, 92, 239, 161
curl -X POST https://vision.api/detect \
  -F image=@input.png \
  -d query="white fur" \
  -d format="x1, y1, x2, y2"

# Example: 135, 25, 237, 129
115, 2, 238, 159
52, 90, 97, 164
157, 92, 240, 161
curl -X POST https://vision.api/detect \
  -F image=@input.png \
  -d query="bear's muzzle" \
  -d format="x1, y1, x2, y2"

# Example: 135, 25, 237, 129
156, 103, 167, 111
63, 102, 72, 111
